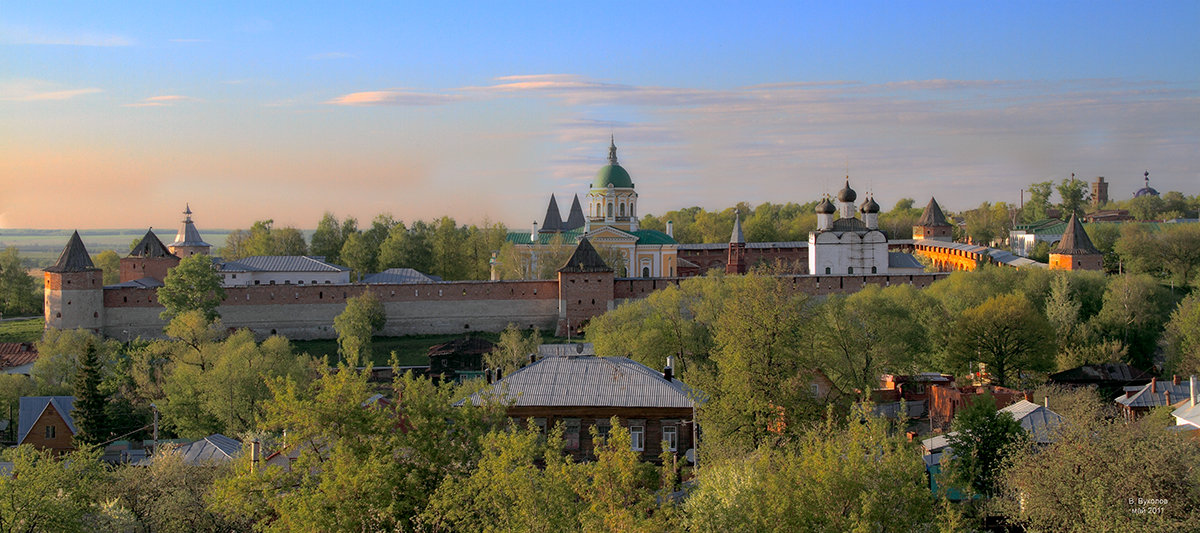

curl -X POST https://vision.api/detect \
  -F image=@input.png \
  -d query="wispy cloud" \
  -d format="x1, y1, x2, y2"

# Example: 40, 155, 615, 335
169, 38, 209, 43
1, 25, 134, 46
308, 52, 354, 60
123, 95, 197, 107
325, 90, 463, 106
0, 80, 102, 101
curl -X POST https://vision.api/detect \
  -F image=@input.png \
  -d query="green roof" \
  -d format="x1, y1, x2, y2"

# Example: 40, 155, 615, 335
506, 229, 586, 245
592, 164, 634, 189
630, 229, 677, 245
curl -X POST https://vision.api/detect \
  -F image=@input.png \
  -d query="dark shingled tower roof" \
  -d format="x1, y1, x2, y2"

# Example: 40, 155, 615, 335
129, 229, 175, 258
563, 194, 586, 231
1052, 214, 1100, 255
730, 212, 744, 244
558, 237, 612, 273
539, 195, 563, 233
918, 198, 952, 227
45, 231, 98, 273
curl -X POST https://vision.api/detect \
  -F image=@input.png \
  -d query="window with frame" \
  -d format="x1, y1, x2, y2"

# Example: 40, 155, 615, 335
629, 420, 645, 451
594, 419, 612, 446
533, 418, 547, 434
564, 418, 581, 450
45, 425, 56, 439
662, 425, 678, 452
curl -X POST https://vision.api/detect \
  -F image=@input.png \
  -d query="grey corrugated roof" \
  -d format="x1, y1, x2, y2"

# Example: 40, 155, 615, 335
129, 229, 175, 258
220, 256, 349, 273
1115, 380, 1193, 408
538, 343, 596, 357
887, 252, 924, 269
1001, 400, 1063, 444
1053, 214, 1101, 255
176, 434, 242, 464
468, 355, 700, 408
361, 268, 441, 284
918, 198, 951, 227
558, 237, 612, 273
18, 396, 75, 443
45, 231, 98, 273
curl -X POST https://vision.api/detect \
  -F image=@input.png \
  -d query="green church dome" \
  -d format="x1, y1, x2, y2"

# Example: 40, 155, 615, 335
592, 164, 634, 189
591, 136, 635, 189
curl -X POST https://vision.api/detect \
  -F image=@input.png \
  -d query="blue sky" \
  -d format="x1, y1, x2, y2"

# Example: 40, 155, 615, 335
2, 2, 1197, 229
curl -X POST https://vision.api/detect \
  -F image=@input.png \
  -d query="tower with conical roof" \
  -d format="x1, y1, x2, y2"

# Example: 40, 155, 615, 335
539, 195, 564, 234
122, 228, 180, 282
44, 231, 104, 332
586, 137, 639, 232
913, 198, 953, 242
563, 194, 587, 231
168, 204, 212, 257
556, 237, 615, 336
1048, 214, 1103, 271
726, 211, 747, 274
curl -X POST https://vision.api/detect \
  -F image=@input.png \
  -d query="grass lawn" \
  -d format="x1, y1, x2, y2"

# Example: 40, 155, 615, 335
291, 331, 572, 367
0, 318, 44, 343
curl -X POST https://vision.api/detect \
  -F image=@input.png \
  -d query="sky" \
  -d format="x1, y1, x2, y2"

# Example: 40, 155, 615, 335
2, 1, 1198, 230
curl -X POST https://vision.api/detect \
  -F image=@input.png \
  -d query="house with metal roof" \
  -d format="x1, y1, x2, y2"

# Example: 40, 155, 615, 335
1116, 376, 1194, 420
217, 256, 351, 286
467, 354, 701, 462
1170, 376, 1199, 429
142, 434, 243, 466
18, 396, 77, 453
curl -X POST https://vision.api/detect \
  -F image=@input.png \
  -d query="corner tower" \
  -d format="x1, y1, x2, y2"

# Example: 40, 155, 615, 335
44, 231, 104, 332
586, 137, 639, 232
913, 198, 953, 241
556, 237, 614, 337
168, 204, 211, 257
121, 229, 180, 283
1049, 214, 1103, 271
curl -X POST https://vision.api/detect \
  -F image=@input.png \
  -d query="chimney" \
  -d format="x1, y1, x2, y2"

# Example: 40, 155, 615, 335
1173, 375, 1180, 386
496, 369, 503, 381
485, 368, 493, 384
531, 221, 539, 241
250, 440, 261, 472
1024, 391, 1032, 402
1151, 377, 1157, 394
666, 221, 674, 238
1164, 390, 1172, 406
1044, 396, 1049, 409
663, 355, 675, 381
1191, 375, 1197, 408
529, 353, 537, 365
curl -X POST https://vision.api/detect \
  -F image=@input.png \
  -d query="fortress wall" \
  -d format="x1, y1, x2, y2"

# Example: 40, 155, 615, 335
101, 279, 560, 340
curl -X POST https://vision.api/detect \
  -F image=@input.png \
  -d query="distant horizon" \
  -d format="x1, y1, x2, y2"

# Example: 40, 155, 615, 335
3, 2, 1197, 229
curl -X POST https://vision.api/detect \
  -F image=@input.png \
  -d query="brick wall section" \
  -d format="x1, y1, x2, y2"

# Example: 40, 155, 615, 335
557, 271, 614, 336
614, 273, 947, 300
120, 256, 179, 283
105, 279, 560, 308
679, 247, 807, 274
44, 270, 102, 291
20, 404, 76, 453
1049, 253, 1103, 271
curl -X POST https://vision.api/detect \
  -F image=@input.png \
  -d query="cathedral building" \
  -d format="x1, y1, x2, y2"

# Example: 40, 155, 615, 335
808, 178, 893, 275
509, 138, 679, 278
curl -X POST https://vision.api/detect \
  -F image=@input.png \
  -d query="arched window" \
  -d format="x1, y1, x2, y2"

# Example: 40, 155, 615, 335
620, 203, 626, 217
871, 266, 877, 273
607, 203, 613, 217
642, 267, 650, 277
848, 267, 854, 274
824, 267, 831, 274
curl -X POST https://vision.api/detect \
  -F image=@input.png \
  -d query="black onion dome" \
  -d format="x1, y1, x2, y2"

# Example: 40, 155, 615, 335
815, 196, 836, 214
860, 196, 880, 214
837, 178, 857, 203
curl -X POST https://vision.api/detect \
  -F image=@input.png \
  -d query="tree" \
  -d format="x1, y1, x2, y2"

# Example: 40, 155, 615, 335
0, 446, 104, 533
33, 328, 120, 395
947, 293, 1054, 387
103, 446, 252, 532
1165, 293, 1200, 376
431, 216, 468, 280
945, 393, 1024, 497
1020, 181, 1053, 223
1056, 175, 1089, 217
684, 406, 937, 532
309, 212, 347, 264
1091, 274, 1173, 370
333, 291, 385, 366
0, 247, 40, 317
999, 415, 1200, 530
814, 285, 932, 394
486, 324, 542, 374
157, 254, 225, 321
72, 340, 108, 446
375, 221, 409, 270
339, 232, 374, 281
93, 250, 121, 285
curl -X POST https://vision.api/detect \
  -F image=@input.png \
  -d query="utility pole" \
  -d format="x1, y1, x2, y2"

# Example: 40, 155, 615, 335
150, 402, 159, 452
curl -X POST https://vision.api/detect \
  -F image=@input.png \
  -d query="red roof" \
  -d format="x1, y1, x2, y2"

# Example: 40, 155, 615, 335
0, 343, 39, 368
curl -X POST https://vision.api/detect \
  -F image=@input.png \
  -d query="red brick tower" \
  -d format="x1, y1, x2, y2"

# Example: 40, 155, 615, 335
121, 229, 180, 283
1049, 214, 1103, 270
913, 198, 953, 241
726, 212, 747, 274
44, 231, 104, 332
556, 237, 614, 336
